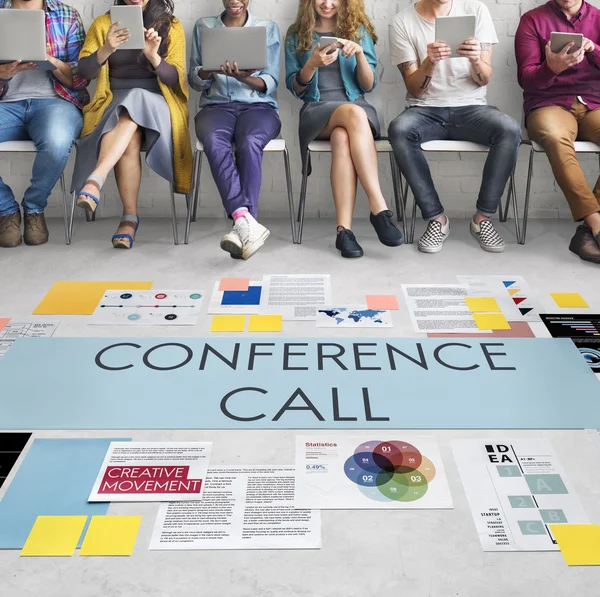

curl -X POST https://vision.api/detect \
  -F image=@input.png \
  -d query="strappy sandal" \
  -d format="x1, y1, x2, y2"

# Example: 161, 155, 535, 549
76, 174, 103, 215
112, 215, 140, 249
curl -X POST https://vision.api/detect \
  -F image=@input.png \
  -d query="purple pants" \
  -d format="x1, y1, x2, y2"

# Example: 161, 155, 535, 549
195, 103, 281, 218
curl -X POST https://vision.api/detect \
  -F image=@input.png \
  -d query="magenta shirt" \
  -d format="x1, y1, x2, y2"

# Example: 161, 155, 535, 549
515, 0, 600, 118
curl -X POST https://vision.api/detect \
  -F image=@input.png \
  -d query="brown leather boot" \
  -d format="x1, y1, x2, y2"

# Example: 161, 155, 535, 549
24, 213, 49, 246
0, 211, 22, 248
569, 224, 600, 264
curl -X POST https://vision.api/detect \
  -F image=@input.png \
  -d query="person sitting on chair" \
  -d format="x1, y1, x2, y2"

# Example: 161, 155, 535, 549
189, 0, 281, 260
516, 0, 600, 264
388, 0, 521, 254
72, 0, 192, 249
0, 0, 88, 248
285, 0, 404, 259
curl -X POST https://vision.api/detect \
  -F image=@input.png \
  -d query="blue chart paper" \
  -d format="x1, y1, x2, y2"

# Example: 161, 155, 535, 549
0, 338, 599, 430
0, 438, 129, 549
221, 286, 262, 306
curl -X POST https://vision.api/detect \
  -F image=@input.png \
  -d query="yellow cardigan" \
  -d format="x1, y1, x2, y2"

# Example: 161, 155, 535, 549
80, 15, 192, 194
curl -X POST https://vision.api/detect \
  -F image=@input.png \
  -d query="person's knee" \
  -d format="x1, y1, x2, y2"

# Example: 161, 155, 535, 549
197, 125, 231, 155
36, 128, 75, 162
330, 127, 350, 153
533, 125, 572, 148
388, 113, 420, 146
495, 115, 521, 146
236, 134, 263, 155
341, 104, 370, 130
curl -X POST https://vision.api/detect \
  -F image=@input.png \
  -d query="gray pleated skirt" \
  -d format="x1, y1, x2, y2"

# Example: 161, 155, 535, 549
70, 82, 174, 193
299, 96, 381, 175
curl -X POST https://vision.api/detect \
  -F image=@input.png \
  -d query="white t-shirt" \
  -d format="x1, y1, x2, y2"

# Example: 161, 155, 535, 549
389, 0, 498, 108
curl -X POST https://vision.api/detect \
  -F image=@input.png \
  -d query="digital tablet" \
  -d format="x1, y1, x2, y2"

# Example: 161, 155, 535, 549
110, 5, 145, 51
434, 15, 477, 58
201, 27, 267, 72
0, 9, 56, 70
550, 32, 583, 54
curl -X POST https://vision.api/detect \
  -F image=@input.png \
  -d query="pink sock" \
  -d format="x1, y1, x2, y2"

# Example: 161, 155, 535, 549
232, 208, 249, 222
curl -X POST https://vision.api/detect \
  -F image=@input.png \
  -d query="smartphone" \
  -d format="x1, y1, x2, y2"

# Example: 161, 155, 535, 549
550, 32, 583, 54
109, 5, 145, 51
319, 36, 339, 54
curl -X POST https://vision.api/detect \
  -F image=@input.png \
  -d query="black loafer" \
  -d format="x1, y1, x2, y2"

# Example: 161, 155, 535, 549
336, 227, 363, 258
370, 210, 404, 247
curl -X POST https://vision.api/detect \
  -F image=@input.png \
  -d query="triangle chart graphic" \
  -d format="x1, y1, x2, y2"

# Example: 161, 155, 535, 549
519, 307, 533, 316
508, 288, 521, 296
513, 297, 527, 305
503, 280, 517, 288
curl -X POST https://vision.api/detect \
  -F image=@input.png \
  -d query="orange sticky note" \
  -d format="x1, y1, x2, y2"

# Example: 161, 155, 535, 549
219, 278, 250, 292
366, 295, 399, 310
0, 318, 10, 333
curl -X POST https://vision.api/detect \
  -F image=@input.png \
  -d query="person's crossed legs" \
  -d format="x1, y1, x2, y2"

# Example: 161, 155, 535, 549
195, 103, 276, 260
317, 104, 403, 258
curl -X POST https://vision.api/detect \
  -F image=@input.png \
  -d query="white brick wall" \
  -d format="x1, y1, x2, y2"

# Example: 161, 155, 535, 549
3, 0, 600, 220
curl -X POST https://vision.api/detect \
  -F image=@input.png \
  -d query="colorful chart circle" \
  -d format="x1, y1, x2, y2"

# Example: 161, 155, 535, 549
155, 293, 167, 300
344, 440, 436, 503
127, 314, 142, 321
120, 293, 133, 299
189, 293, 202, 300
164, 314, 178, 321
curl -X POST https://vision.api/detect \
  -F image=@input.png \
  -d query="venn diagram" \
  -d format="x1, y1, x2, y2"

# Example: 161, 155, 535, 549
343, 440, 436, 502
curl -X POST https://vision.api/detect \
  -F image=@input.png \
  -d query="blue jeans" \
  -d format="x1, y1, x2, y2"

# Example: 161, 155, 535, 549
388, 105, 521, 220
0, 99, 82, 217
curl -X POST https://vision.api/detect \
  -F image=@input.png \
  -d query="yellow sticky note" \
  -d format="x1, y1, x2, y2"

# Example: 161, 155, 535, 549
248, 315, 283, 332
550, 524, 600, 566
464, 297, 501, 313
550, 293, 589, 309
210, 315, 246, 332
473, 313, 511, 330
79, 516, 142, 557
21, 516, 87, 557
33, 281, 153, 315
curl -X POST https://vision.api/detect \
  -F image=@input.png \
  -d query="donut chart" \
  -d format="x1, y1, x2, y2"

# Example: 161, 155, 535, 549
343, 440, 436, 502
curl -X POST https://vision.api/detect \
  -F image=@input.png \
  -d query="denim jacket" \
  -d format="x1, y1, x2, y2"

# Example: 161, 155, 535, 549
188, 12, 280, 109
285, 26, 378, 102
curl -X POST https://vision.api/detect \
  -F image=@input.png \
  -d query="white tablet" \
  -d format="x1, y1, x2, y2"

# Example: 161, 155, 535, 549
434, 15, 477, 58
110, 5, 145, 51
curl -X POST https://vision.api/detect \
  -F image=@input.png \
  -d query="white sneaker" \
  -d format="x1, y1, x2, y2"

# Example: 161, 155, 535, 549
418, 216, 450, 253
470, 218, 506, 253
220, 228, 243, 257
234, 213, 270, 260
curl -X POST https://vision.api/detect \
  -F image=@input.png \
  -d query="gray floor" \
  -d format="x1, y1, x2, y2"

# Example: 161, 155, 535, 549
1, 217, 600, 597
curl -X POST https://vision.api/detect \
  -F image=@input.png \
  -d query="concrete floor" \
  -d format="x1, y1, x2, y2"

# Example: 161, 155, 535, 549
1, 217, 600, 597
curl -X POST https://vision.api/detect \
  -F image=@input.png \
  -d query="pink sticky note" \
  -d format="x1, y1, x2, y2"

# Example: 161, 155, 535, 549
366, 295, 399, 310
0, 318, 10, 333
219, 278, 250, 292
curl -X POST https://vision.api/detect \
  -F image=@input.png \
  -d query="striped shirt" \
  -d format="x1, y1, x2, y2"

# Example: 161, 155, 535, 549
0, 0, 89, 108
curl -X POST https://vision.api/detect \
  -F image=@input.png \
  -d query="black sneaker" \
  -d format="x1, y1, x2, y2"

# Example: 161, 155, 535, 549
369, 210, 404, 246
336, 227, 363, 258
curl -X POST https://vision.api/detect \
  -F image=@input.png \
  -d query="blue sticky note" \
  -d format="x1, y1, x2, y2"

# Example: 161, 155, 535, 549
0, 437, 129, 549
221, 286, 262, 306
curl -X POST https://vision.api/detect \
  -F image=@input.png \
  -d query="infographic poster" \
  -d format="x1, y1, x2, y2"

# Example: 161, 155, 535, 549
295, 436, 453, 509
452, 439, 589, 551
